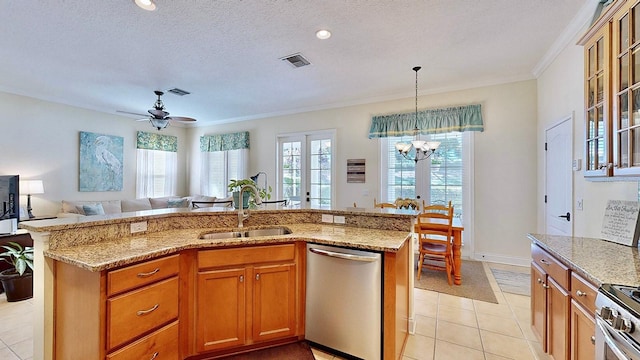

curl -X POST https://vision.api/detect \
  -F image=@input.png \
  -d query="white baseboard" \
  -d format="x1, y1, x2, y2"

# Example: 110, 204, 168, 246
472, 253, 530, 267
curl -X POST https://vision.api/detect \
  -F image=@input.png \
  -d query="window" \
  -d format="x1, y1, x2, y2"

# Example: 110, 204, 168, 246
136, 132, 178, 198
380, 132, 467, 220
278, 131, 334, 208
200, 149, 248, 198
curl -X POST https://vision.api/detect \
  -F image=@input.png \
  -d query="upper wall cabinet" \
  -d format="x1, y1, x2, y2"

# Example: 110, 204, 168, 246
579, 0, 639, 177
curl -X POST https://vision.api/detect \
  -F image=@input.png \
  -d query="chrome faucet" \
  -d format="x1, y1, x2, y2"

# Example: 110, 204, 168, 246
237, 184, 262, 228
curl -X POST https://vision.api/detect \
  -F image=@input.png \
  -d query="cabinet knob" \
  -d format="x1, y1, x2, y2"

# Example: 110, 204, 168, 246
576, 290, 587, 297
542, 283, 550, 289
591, 335, 595, 345
537, 278, 543, 284
239, 275, 244, 283
256, 273, 260, 281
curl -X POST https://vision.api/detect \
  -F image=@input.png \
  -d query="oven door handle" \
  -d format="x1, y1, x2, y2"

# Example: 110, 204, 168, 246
597, 318, 637, 360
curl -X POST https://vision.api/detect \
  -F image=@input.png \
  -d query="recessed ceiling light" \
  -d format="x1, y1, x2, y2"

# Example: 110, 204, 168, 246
134, 0, 156, 11
316, 29, 332, 40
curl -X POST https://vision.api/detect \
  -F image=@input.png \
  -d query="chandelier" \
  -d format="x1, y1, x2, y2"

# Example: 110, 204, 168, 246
395, 66, 440, 163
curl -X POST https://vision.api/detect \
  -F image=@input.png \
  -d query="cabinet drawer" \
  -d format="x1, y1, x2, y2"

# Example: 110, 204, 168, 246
107, 321, 179, 360
531, 244, 570, 290
199, 244, 295, 269
571, 272, 598, 316
108, 255, 179, 296
107, 276, 179, 350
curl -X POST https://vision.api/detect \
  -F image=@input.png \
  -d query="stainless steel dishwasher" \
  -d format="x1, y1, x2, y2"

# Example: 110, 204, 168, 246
305, 243, 382, 360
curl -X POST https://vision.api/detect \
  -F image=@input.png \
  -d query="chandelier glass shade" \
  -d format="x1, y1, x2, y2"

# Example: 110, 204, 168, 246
395, 66, 440, 163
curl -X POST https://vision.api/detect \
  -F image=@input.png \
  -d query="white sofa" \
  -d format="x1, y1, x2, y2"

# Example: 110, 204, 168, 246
58, 195, 232, 218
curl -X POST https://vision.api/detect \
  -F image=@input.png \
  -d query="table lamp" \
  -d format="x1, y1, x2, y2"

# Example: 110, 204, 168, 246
20, 180, 44, 219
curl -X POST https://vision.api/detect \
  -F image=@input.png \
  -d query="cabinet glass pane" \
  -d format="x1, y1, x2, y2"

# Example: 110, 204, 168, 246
621, 53, 630, 90
588, 109, 595, 138
621, 13, 630, 52
598, 106, 605, 137
634, 128, 640, 166
597, 74, 604, 103
634, 5, 640, 45
598, 37, 604, 71
634, 88, 640, 125
598, 138, 606, 168
621, 131, 629, 167
634, 47, 640, 84
589, 45, 596, 76
621, 92, 630, 128
588, 140, 596, 170
589, 78, 596, 107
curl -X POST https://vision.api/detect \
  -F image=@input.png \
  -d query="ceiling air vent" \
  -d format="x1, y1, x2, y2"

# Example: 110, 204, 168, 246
280, 53, 311, 68
167, 88, 190, 96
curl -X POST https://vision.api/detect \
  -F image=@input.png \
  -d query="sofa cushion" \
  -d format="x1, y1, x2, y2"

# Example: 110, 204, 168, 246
167, 198, 189, 208
214, 196, 233, 207
149, 196, 190, 209
121, 198, 153, 212
190, 195, 217, 208
62, 200, 121, 215
82, 203, 105, 216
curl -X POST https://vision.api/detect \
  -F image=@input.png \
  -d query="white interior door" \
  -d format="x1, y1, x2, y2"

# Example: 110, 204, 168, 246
545, 116, 573, 236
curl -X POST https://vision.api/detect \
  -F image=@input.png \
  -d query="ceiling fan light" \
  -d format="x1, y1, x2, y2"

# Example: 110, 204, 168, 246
150, 118, 169, 130
134, 0, 156, 11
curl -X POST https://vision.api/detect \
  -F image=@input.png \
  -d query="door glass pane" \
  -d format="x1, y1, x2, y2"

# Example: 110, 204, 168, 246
634, 6, 640, 46
621, 92, 630, 129
589, 44, 596, 76
622, 13, 630, 52
634, 128, 640, 166
597, 74, 604, 103
621, 131, 629, 167
281, 141, 302, 206
621, 53, 630, 91
588, 109, 595, 138
633, 47, 640, 84
633, 88, 640, 125
598, 139, 606, 169
308, 138, 332, 209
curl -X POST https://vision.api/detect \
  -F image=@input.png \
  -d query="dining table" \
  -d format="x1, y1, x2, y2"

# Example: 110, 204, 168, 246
414, 216, 465, 285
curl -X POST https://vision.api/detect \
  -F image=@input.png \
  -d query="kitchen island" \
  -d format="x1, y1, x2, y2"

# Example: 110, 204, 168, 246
21, 207, 416, 360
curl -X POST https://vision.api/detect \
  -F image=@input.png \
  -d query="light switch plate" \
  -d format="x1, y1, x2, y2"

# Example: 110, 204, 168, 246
130, 221, 148, 233
334, 216, 346, 224
321, 214, 334, 223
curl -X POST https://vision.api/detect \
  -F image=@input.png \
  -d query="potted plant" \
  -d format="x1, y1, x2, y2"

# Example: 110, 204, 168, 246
228, 179, 272, 209
0, 241, 33, 302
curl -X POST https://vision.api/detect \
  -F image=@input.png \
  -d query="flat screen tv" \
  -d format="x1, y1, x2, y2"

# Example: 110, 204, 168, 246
0, 175, 19, 222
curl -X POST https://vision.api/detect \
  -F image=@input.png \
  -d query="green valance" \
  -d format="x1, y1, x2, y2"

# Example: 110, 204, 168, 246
136, 131, 177, 152
200, 131, 250, 152
368, 104, 484, 138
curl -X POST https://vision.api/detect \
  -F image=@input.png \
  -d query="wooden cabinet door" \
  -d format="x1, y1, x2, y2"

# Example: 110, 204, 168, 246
252, 263, 296, 343
570, 299, 595, 360
531, 263, 547, 350
548, 276, 571, 360
196, 268, 246, 352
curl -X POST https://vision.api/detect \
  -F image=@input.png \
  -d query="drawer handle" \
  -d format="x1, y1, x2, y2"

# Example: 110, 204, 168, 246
539, 259, 550, 266
150, 352, 159, 360
137, 268, 160, 278
576, 290, 587, 297
136, 304, 159, 316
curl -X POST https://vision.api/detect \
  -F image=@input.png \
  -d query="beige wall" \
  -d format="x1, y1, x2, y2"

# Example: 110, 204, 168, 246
537, 27, 638, 239
2, 91, 190, 217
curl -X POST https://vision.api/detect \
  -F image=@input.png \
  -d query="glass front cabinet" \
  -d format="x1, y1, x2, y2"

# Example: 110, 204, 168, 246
581, 0, 640, 177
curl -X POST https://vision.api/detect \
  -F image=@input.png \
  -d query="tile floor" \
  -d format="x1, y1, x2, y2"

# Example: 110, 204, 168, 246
0, 262, 544, 360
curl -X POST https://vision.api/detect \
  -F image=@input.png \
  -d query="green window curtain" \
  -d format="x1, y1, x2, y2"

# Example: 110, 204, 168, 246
200, 131, 250, 152
368, 104, 483, 138
136, 131, 178, 152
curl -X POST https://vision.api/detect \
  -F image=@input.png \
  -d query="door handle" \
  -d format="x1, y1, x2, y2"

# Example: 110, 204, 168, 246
558, 212, 570, 221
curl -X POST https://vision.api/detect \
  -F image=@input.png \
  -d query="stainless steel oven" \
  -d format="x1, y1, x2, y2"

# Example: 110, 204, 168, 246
596, 284, 640, 360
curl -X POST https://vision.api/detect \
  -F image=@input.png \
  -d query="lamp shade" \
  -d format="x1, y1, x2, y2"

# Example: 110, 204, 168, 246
20, 180, 44, 195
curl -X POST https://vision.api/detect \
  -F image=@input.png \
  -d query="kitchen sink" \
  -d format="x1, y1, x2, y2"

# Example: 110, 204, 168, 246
200, 227, 292, 240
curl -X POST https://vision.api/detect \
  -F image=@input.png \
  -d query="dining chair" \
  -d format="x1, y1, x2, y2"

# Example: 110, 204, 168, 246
373, 198, 397, 208
415, 201, 454, 284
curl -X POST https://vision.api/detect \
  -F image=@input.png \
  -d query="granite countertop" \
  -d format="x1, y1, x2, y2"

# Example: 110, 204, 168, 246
45, 223, 411, 272
528, 233, 640, 287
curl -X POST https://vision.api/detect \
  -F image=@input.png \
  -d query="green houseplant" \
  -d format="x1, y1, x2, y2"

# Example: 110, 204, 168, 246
0, 241, 34, 302
228, 179, 272, 209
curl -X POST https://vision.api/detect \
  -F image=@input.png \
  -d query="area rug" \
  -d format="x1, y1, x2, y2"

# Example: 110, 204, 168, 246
490, 268, 531, 296
415, 260, 498, 304
217, 341, 315, 360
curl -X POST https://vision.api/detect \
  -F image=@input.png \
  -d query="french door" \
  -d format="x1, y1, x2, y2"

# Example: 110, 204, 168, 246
277, 131, 335, 209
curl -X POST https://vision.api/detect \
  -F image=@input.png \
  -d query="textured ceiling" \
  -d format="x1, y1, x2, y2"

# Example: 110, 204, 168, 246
0, 0, 595, 126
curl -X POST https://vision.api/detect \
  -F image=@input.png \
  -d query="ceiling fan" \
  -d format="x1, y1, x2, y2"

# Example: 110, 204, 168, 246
118, 90, 197, 130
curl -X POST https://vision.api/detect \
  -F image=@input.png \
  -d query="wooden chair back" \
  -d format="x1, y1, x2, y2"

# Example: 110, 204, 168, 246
373, 198, 397, 209
415, 201, 454, 284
